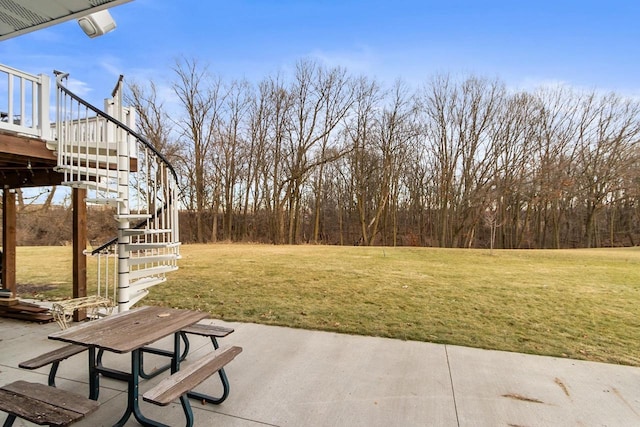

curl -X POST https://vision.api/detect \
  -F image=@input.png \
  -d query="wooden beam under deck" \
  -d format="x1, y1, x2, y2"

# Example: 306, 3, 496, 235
0, 132, 56, 161
0, 131, 63, 189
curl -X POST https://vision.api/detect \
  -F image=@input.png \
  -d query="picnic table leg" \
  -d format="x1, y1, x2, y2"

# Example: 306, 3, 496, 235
2, 414, 16, 427
172, 333, 195, 427
112, 350, 136, 427
88, 347, 170, 427
182, 332, 231, 404
181, 331, 191, 356
88, 347, 100, 400
211, 335, 220, 349
114, 349, 170, 427
139, 333, 189, 379
186, 369, 230, 404
179, 394, 195, 427
172, 332, 181, 373
47, 361, 61, 387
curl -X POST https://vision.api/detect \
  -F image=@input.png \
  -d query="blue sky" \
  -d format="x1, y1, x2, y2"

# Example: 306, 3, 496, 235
1, 0, 640, 106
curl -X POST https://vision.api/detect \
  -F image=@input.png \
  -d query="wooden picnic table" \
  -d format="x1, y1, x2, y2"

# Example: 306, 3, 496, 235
49, 306, 208, 427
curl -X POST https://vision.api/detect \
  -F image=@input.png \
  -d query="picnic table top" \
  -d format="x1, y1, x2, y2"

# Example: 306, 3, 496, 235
48, 306, 208, 353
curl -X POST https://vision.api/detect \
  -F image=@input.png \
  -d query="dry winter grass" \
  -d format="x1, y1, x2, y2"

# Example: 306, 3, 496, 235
15, 244, 640, 366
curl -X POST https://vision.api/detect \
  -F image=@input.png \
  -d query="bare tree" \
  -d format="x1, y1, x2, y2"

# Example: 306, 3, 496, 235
256, 74, 292, 244
172, 58, 226, 243
574, 92, 640, 247
283, 60, 353, 243
368, 80, 418, 246
242, 82, 268, 241
310, 67, 354, 243
524, 87, 582, 248
126, 80, 179, 158
487, 91, 538, 248
422, 75, 504, 247
344, 76, 383, 245
217, 79, 251, 241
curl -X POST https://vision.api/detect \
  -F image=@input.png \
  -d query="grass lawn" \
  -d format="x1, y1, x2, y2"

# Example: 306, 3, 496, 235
13, 244, 640, 366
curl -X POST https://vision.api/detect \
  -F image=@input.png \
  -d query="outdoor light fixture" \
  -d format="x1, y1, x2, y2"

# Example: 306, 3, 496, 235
77, 9, 116, 38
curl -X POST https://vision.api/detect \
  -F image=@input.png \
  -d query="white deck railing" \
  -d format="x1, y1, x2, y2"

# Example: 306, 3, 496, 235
0, 63, 50, 139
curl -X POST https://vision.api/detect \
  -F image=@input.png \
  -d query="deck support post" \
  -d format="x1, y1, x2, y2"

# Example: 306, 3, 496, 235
73, 188, 88, 321
2, 189, 16, 293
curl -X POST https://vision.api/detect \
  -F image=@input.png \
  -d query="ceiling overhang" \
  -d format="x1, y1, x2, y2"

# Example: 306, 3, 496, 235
0, 0, 132, 41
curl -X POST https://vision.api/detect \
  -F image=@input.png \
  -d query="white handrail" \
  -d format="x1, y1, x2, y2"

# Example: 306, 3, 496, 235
0, 63, 50, 139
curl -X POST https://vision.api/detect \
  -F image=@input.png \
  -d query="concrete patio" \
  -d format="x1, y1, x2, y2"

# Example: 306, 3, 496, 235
1, 315, 639, 426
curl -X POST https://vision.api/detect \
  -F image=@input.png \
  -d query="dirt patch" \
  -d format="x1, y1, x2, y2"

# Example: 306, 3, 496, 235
555, 377, 571, 398
502, 393, 544, 404
16, 283, 57, 296
611, 387, 640, 417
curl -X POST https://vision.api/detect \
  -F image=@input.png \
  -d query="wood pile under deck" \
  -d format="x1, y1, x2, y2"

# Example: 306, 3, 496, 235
0, 299, 53, 323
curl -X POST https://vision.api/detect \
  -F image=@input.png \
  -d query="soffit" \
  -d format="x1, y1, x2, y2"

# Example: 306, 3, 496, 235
0, 0, 132, 41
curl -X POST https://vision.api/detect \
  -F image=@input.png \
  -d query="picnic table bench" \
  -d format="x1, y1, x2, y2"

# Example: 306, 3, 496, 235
0, 380, 99, 426
140, 322, 234, 389
19, 344, 87, 387
181, 323, 234, 348
143, 345, 242, 425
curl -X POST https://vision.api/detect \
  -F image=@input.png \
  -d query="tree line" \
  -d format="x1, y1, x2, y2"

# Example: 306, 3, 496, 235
125, 57, 640, 249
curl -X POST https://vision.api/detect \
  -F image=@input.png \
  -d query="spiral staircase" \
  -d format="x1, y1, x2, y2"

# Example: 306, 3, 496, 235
52, 72, 180, 312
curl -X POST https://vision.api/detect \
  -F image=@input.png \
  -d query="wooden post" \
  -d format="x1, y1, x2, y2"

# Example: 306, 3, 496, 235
73, 188, 87, 321
2, 189, 16, 294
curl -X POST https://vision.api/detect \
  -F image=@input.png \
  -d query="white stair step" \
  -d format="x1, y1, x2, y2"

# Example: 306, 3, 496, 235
61, 180, 119, 193
115, 214, 152, 221
57, 164, 121, 180
124, 242, 173, 251
85, 197, 124, 206
122, 229, 173, 236
128, 265, 178, 280
60, 152, 117, 165
129, 276, 167, 293
128, 254, 179, 266
125, 241, 181, 250
60, 141, 119, 153
128, 289, 150, 307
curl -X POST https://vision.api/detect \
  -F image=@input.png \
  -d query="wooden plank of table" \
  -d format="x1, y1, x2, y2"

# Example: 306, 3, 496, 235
49, 306, 208, 353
